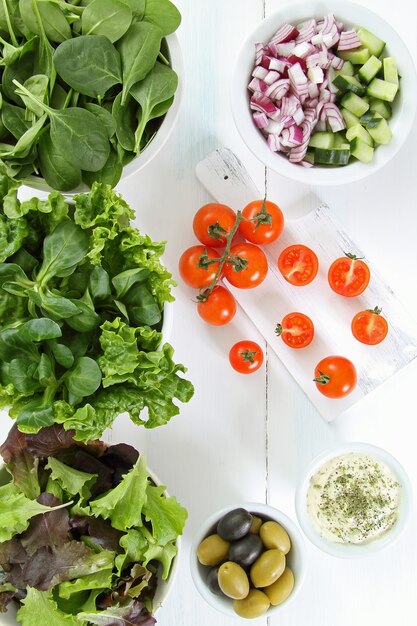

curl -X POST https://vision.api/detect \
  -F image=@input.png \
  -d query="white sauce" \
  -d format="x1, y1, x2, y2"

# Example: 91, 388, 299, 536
307, 453, 401, 544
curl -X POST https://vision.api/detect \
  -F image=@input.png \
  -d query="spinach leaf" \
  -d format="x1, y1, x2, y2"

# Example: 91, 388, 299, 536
88, 266, 111, 301
21, 318, 62, 341
37, 220, 89, 283
65, 356, 102, 398
19, 0, 72, 43
19, 74, 49, 117
120, 0, 145, 19
112, 91, 137, 152
84, 103, 117, 139
50, 83, 68, 109
1, 102, 31, 139
116, 21, 162, 105
82, 147, 123, 188
130, 61, 177, 151
124, 284, 161, 326
143, 0, 181, 36
81, 0, 132, 43
0, 114, 47, 159
38, 132, 82, 191
2, 38, 37, 104
53, 35, 122, 98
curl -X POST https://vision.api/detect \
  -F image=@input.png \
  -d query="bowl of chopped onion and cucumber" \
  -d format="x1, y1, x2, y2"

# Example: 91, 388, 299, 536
231, 1, 417, 184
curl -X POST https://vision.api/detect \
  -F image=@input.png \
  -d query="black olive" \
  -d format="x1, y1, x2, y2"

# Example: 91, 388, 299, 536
217, 508, 252, 541
229, 533, 263, 567
206, 567, 224, 596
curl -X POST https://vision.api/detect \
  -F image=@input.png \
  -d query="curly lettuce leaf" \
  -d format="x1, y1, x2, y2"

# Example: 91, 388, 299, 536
57, 568, 114, 600
143, 485, 187, 545
90, 455, 148, 531
45, 457, 98, 503
16, 588, 81, 626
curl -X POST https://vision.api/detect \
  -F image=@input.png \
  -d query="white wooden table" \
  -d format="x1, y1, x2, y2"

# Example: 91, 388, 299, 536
2, 0, 417, 624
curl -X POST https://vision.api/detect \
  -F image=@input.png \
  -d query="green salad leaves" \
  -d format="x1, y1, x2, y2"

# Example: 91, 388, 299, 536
0, 174, 193, 441
0, 425, 187, 625
0, 0, 181, 190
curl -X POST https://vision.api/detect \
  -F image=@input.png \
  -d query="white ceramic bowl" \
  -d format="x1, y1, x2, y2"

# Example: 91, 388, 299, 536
231, 0, 417, 185
295, 442, 412, 558
24, 33, 183, 195
190, 502, 306, 618
0, 461, 179, 624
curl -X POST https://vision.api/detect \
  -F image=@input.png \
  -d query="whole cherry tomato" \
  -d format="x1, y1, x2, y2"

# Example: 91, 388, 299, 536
275, 312, 314, 349
178, 245, 221, 288
351, 306, 388, 345
193, 203, 237, 247
197, 286, 237, 325
224, 243, 268, 289
239, 199, 284, 245
229, 340, 264, 374
328, 253, 370, 297
314, 356, 357, 399
278, 244, 319, 286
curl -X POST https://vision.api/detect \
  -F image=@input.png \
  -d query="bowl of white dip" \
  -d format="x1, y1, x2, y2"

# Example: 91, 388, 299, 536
295, 442, 412, 558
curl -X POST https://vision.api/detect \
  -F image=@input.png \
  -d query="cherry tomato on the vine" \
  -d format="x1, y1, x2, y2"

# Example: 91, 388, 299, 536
239, 199, 284, 245
278, 244, 318, 286
351, 307, 388, 345
328, 253, 370, 297
224, 243, 268, 289
275, 312, 314, 349
178, 245, 221, 288
314, 356, 357, 399
193, 203, 237, 247
197, 286, 237, 325
229, 340, 264, 374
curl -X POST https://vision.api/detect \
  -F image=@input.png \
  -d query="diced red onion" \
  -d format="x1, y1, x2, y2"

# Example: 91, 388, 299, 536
288, 62, 307, 85
274, 42, 296, 56
327, 68, 339, 93
336, 20, 344, 32
264, 70, 281, 85
306, 52, 322, 68
269, 23, 300, 44
281, 115, 296, 128
281, 125, 303, 147
265, 120, 285, 134
315, 119, 327, 131
300, 159, 314, 167
255, 43, 265, 65
319, 88, 331, 103
307, 66, 324, 84
292, 41, 316, 58
323, 102, 346, 131
328, 52, 345, 69
253, 111, 269, 129
248, 77, 268, 93
250, 91, 278, 115
267, 134, 282, 152
308, 82, 320, 98
252, 66, 268, 80
296, 19, 317, 44
265, 78, 290, 100
305, 97, 319, 107
329, 92, 336, 103
293, 106, 305, 125
268, 58, 287, 72
337, 30, 361, 51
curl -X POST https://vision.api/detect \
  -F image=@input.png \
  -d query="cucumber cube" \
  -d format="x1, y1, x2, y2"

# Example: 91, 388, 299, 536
369, 98, 392, 120
314, 148, 350, 166
346, 124, 374, 147
332, 74, 365, 95
358, 55, 382, 84
333, 133, 348, 148
383, 57, 399, 85
336, 60, 354, 76
341, 92, 370, 117
304, 151, 315, 165
350, 137, 374, 162
366, 114, 392, 144
357, 27, 386, 57
341, 108, 360, 129
308, 132, 334, 149
367, 78, 399, 102
338, 46, 370, 65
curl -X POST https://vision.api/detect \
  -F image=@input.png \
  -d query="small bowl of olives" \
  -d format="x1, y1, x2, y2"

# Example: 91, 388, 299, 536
190, 503, 306, 619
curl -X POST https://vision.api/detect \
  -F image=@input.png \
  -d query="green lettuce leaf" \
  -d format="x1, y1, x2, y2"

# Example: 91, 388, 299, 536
0, 486, 70, 542
45, 457, 98, 502
90, 455, 148, 531
58, 568, 113, 600
143, 485, 187, 545
16, 588, 82, 626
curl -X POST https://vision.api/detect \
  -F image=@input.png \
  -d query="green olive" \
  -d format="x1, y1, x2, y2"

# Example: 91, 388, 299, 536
250, 549, 286, 588
233, 589, 270, 618
249, 515, 263, 535
264, 567, 294, 606
218, 561, 250, 600
197, 534, 230, 566
259, 521, 291, 554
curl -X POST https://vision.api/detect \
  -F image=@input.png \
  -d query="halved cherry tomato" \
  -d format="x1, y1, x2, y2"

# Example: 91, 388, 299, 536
197, 286, 237, 325
229, 340, 264, 374
275, 312, 314, 349
224, 243, 268, 289
193, 203, 237, 247
178, 245, 221, 288
314, 356, 357, 399
278, 244, 318, 286
328, 253, 370, 297
351, 307, 388, 345
239, 199, 284, 245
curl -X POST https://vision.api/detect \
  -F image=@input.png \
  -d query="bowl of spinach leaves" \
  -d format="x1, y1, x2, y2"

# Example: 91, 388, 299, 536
0, 0, 183, 192
0, 424, 187, 625
0, 172, 194, 441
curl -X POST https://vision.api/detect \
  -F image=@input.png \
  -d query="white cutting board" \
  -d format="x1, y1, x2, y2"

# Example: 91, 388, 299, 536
196, 148, 417, 421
